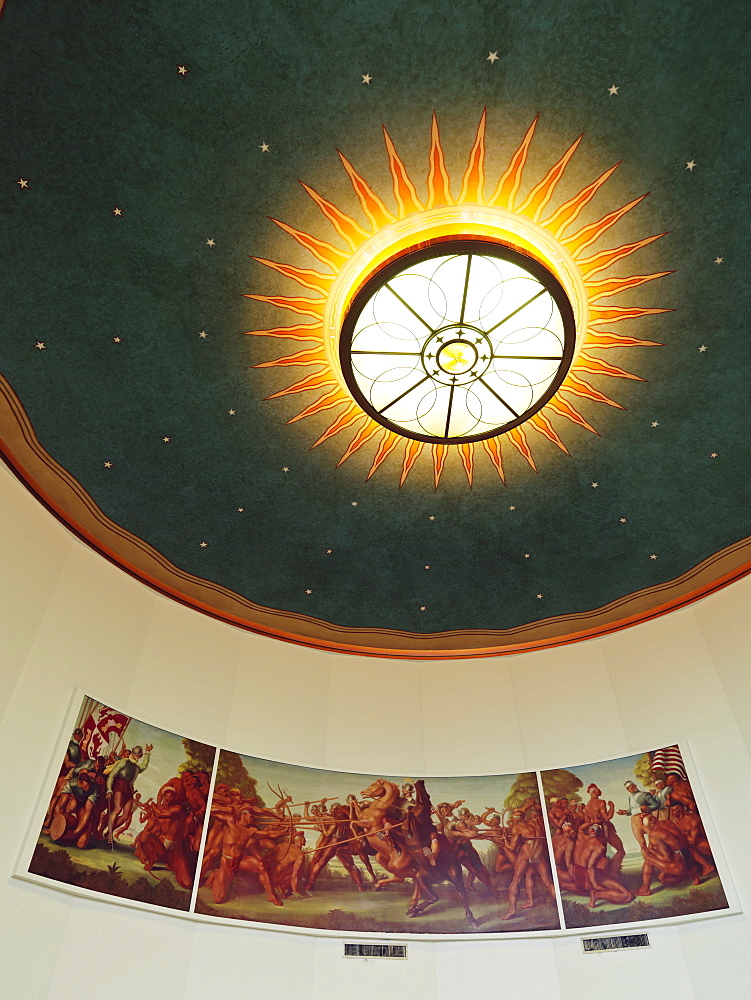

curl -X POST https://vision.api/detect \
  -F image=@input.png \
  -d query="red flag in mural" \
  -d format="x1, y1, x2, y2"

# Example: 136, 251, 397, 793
77, 698, 131, 758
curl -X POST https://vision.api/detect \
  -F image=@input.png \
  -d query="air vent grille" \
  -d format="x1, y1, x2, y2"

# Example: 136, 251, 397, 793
344, 943, 407, 959
582, 933, 650, 953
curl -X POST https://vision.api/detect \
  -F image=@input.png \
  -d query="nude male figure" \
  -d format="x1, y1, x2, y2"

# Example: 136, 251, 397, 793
552, 821, 577, 887
502, 806, 557, 920
206, 809, 282, 906
638, 814, 696, 896
568, 824, 634, 908
476, 812, 515, 873
134, 786, 193, 888
304, 801, 353, 891
670, 804, 715, 879
548, 797, 576, 831
439, 805, 499, 897
582, 784, 626, 874
454, 808, 499, 892
665, 773, 696, 814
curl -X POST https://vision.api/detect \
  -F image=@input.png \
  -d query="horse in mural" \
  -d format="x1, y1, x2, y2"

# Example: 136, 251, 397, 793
350, 778, 477, 924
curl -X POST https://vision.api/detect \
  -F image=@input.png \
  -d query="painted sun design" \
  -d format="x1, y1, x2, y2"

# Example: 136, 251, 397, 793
245, 111, 670, 487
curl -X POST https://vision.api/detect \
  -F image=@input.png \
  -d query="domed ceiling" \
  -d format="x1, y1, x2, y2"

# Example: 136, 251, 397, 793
1, 1, 749, 657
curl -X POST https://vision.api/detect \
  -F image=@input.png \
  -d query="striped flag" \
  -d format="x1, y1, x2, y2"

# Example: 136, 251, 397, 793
650, 744, 687, 780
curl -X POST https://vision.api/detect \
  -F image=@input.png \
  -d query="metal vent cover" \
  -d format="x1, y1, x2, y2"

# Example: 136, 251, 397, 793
344, 943, 407, 959
582, 933, 650, 953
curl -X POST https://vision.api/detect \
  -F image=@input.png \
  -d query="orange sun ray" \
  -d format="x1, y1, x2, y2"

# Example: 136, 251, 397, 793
588, 304, 671, 325
544, 397, 599, 435
458, 108, 486, 204
481, 436, 505, 482
244, 293, 325, 320
586, 271, 673, 302
432, 444, 448, 489
366, 429, 401, 479
311, 404, 363, 448
488, 115, 538, 209
427, 112, 453, 208
564, 194, 649, 257
562, 371, 624, 408
400, 439, 425, 486
577, 232, 668, 279
517, 134, 583, 223
300, 181, 370, 251
507, 426, 537, 471
337, 419, 383, 467
266, 371, 336, 399
382, 126, 423, 217
269, 217, 348, 270
243, 323, 323, 343
459, 442, 474, 486
254, 346, 327, 368
575, 353, 645, 380
529, 412, 570, 453
584, 329, 663, 350
542, 162, 620, 238
252, 257, 334, 295
338, 151, 395, 230
288, 388, 348, 424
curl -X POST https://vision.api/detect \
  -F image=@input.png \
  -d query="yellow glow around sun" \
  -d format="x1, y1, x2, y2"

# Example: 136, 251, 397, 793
244, 111, 671, 487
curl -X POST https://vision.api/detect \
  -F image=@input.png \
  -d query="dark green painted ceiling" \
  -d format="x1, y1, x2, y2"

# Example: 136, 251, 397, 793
1, 0, 749, 636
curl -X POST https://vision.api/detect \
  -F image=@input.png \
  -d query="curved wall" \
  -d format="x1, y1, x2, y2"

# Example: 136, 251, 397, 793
1, 457, 750, 1000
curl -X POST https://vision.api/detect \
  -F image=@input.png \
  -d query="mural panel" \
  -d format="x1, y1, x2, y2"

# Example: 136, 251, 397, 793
27, 696, 216, 911
541, 745, 729, 929
193, 752, 559, 934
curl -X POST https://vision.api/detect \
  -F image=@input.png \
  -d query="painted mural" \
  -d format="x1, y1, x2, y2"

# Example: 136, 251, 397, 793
542, 745, 729, 929
28, 696, 216, 911
196, 751, 559, 934
194, 752, 558, 934
19, 699, 737, 936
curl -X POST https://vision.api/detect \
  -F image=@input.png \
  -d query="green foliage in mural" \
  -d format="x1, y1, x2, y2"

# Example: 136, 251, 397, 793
633, 752, 663, 788
179, 739, 216, 775
540, 769, 583, 805
503, 772, 541, 811
216, 751, 264, 803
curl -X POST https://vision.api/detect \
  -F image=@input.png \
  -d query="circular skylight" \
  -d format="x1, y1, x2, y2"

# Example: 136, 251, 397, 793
340, 241, 576, 443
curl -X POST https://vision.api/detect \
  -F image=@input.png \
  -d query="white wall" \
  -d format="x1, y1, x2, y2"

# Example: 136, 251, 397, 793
1, 458, 749, 1000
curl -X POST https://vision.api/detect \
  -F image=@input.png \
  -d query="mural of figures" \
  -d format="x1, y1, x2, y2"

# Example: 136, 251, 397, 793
29, 696, 216, 911
542, 745, 729, 929
20, 703, 738, 936
193, 752, 560, 934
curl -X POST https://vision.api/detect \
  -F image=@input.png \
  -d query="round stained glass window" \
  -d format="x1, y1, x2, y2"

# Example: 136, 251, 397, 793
339, 241, 576, 444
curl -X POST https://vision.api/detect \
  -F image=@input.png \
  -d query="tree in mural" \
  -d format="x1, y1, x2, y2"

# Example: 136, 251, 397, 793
540, 769, 583, 805
504, 772, 542, 811
215, 751, 264, 803
633, 752, 662, 788
178, 743, 264, 804
179, 739, 215, 775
